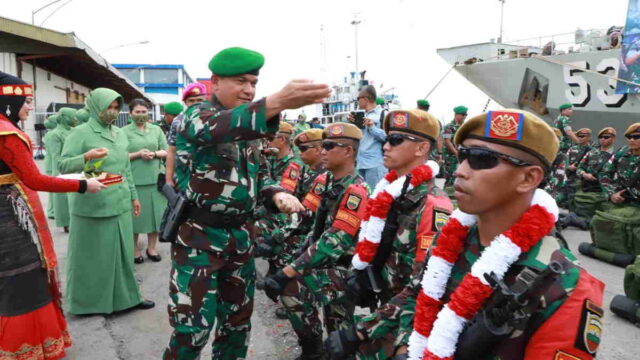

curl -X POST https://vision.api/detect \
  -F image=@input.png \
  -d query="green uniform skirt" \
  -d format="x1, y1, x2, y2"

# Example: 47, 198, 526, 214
65, 212, 142, 315
53, 192, 70, 227
47, 193, 55, 219
132, 184, 167, 234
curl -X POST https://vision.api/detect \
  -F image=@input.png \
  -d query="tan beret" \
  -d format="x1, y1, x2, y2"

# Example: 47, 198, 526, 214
598, 127, 616, 137
278, 121, 293, 134
625, 123, 640, 136
454, 109, 559, 168
576, 128, 592, 136
323, 122, 362, 141
383, 109, 441, 142
294, 129, 324, 146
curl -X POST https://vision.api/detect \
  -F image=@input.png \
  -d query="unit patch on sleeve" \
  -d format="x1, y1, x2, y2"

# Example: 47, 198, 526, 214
575, 299, 603, 355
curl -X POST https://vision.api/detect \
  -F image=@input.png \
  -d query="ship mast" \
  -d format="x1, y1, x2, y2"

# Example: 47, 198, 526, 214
351, 14, 361, 74
498, 0, 505, 43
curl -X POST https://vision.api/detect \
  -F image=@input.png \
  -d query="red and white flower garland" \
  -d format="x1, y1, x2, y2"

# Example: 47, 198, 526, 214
407, 189, 559, 360
352, 160, 440, 270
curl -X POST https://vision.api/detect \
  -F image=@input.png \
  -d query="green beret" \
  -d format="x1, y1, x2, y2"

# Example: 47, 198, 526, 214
559, 103, 573, 111
208, 47, 265, 76
163, 102, 184, 115
417, 99, 430, 107
454, 105, 468, 115
375, 97, 385, 105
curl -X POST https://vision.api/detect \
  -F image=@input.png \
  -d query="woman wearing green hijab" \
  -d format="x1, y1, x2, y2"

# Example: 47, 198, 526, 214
59, 88, 154, 315
123, 98, 168, 263
75, 108, 90, 124
49, 108, 78, 232
43, 115, 58, 219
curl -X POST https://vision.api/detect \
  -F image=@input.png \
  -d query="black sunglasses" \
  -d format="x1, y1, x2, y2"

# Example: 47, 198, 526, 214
577, 134, 590, 138
457, 146, 533, 170
385, 133, 423, 147
322, 141, 348, 151
626, 134, 640, 140
598, 135, 613, 140
298, 144, 318, 153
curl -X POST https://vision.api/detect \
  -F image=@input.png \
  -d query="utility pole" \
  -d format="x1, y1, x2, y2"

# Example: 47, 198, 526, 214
498, 0, 505, 43
350, 14, 361, 74
32, 0, 63, 25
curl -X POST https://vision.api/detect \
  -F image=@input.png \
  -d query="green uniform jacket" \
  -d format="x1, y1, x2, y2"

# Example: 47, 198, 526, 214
59, 117, 138, 217
123, 122, 168, 185
576, 147, 614, 192
599, 146, 640, 201
554, 115, 573, 152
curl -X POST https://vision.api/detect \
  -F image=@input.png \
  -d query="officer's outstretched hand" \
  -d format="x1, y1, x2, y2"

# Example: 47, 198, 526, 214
266, 80, 331, 117
325, 326, 360, 359
273, 192, 305, 213
263, 270, 290, 302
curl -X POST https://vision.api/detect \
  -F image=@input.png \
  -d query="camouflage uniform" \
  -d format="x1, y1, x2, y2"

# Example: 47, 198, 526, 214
554, 115, 573, 153
441, 120, 460, 189
560, 142, 592, 210
164, 95, 280, 360
428, 227, 604, 359
255, 151, 304, 269
574, 146, 614, 219
281, 171, 369, 343
355, 182, 452, 360
588, 146, 640, 259
545, 151, 567, 202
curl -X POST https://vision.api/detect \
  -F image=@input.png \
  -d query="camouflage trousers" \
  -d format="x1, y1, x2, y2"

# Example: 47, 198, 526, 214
163, 243, 255, 360
442, 154, 458, 188
557, 175, 579, 210
354, 297, 416, 360
255, 213, 304, 270
281, 266, 354, 341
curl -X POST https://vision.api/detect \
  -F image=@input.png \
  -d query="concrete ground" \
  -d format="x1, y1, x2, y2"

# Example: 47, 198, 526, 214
35, 172, 638, 359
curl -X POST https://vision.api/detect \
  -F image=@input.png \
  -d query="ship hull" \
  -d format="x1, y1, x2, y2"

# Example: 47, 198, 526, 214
443, 48, 640, 146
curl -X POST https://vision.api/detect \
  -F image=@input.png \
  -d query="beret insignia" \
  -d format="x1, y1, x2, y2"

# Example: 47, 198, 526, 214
485, 111, 524, 141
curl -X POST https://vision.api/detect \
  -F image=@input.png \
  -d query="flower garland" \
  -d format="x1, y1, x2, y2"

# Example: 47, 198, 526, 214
407, 189, 559, 360
352, 160, 439, 270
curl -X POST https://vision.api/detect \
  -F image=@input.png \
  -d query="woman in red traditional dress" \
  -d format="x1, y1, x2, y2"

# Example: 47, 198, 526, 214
0, 71, 105, 359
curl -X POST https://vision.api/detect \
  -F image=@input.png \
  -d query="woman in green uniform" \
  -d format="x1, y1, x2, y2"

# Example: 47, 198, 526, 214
49, 107, 77, 232
42, 114, 58, 219
59, 88, 154, 315
123, 98, 168, 263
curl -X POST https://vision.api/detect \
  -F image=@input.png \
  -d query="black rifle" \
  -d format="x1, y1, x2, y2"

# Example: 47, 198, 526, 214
567, 145, 591, 176
348, 175, 413, 308
455, 261, 565, 360
581, 150, 611, 193
159, 183, 188, 243
295, 175, 343, 256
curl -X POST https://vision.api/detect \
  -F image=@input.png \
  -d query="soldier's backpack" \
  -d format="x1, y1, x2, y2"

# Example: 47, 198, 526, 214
590, 204, 640, 255
624, 256, 640, 301
574, 191, 606, 219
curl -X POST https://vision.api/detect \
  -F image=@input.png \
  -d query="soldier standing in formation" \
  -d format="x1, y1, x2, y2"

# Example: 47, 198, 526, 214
48, 108, 78, 233
408, 109, 604, 360
324, 109, 453, 360
557, 128, 592, 228
164, 47, 330, 360
581, 123, 640, 268
441, 105, 467, 194
263, 123, 369, 359
42, 115, 58, 219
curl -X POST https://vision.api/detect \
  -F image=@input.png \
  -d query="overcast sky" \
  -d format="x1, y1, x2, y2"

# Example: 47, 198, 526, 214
5, 0, 630, 120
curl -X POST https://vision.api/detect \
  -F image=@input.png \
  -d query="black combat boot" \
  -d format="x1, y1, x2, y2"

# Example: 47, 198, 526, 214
275, 306, 288, 319
296, 337, 327, 360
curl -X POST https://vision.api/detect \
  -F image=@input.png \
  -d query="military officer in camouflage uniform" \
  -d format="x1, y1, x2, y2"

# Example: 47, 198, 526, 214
573, 127, 616, 221
580, 123, 640, 268
441, 105, 467, 194
160, 101, 184, 135
554, 103, 580, 154
557, 128, 592, 227
324, 109, 453, 360
407, 109, 604, 360
263, 123, 370, 360
544, 128, 567, 201
164, 47, 330, 360
294, 129, 327, 199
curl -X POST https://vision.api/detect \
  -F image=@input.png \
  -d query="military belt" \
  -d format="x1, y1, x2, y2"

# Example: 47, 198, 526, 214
185, 205, 252, 229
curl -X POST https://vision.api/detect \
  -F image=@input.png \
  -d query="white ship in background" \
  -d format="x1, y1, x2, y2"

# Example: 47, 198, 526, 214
437, 27, 639, 146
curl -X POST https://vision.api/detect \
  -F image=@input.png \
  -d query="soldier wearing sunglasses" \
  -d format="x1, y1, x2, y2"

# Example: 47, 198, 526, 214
406, 109, 604, 360
573, 127, 617, 223
581, 123, 640, 267
325, 109, 453, 360
263, 123, 369, 359
556, 128, 593, 229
